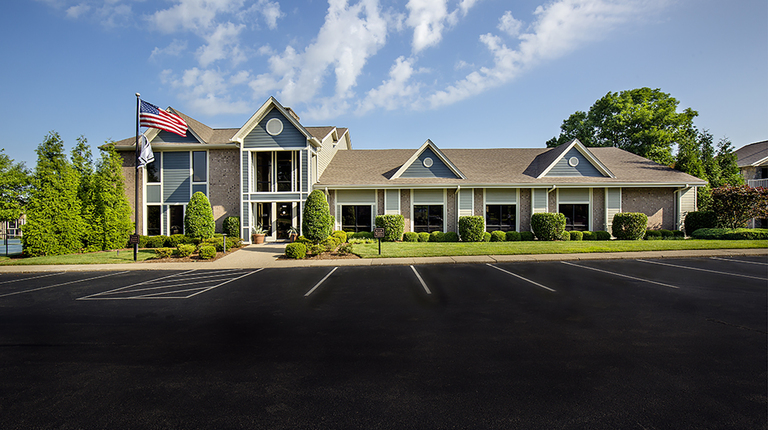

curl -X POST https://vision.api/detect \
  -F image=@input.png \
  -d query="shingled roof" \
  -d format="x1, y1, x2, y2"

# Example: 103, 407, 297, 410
735, 140, 768, 167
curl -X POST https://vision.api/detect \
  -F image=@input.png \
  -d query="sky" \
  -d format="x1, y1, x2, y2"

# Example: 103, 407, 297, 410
1, 0, 766, 169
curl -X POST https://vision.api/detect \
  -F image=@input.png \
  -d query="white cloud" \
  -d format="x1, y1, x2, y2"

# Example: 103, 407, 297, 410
406, 0, 481, 53
163, 67, 252, 115
498, 11, 523, 37
148, 0, 245, 33
258, 0, 284, 29
195, 22, 246, 67
65, 3, 90, 18
150, 39, 188, 61
359, 56, 421, 113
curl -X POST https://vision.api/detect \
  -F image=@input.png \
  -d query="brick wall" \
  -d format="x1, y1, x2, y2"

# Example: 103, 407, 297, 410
519, 188, 531, 232
622, 187, 676, 230
120, 151, 142, 232
208, 149, 241, 232
400, 189, 411, 232
377, 189, 385, 216
591, 188, 605, 231
473, 189, 483, 217
446, 189, 457, 233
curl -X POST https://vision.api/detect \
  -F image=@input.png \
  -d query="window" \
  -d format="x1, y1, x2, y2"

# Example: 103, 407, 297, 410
341, 205, 372, 232
256, 152, 272, 192
146, 156, 161, 183
486, 205, 516, 231
169, 206, 184, 235
559, 204, 589, 231
256, 203, 272, 235
192, 151, 207, 182
414, 205, 443, 233
147, 206, 161, 236
255, 151, 295, 192
276, 152, 292, 192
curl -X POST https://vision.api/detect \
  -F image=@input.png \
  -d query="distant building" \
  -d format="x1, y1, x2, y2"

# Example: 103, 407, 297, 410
735, 140, 768, 228
1, 216, 25, 239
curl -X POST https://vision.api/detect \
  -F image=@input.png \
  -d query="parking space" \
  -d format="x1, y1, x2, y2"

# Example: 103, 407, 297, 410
0, 256, 765, 429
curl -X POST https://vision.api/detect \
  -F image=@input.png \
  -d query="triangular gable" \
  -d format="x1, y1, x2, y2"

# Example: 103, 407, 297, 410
145, 107, 205, 145
536, 139, 615, 179
231, 97, 321, 148
390, 139, 466, 180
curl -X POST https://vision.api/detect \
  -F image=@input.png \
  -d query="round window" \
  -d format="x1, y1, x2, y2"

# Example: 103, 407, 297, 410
423, 157, 434, 168
266, 118, 284, 136
568, 156, 580, 167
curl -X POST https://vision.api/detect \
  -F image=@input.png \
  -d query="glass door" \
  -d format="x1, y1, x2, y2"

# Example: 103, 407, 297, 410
276, 202, 292, 239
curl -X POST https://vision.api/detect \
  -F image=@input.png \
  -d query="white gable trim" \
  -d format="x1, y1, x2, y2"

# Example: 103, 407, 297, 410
390, 139, 466, 180
231, 97, 321, 148
536, 139, 615, 179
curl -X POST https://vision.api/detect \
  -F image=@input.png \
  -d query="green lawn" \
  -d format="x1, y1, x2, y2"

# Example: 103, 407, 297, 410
352, 240, 768, 259
0, 249, 157, 265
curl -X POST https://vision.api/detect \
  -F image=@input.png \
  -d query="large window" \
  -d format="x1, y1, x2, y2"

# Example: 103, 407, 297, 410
256, 152, 272, 192
147, 206, 161, 236
414, 205, 443, 233
255, 151, 295, 192
276, 152, 292, 192
486, 205, 516, 231
341, 205, 372, 232
559, 204, 589, 231
192, 151, 207, 182
169, 206, 184, 235
146, 156, 161, 183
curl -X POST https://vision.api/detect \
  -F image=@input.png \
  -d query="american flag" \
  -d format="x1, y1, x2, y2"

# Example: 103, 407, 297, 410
139, 100, 187, 137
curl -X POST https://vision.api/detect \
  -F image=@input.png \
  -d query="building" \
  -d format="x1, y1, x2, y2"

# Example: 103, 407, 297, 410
113, 97, 706, 243
735, 140, 768, 228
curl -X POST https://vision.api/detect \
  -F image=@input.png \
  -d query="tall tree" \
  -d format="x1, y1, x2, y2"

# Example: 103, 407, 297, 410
93, 142, 133, 250
547, 87, 698, 165
0, 150, 30, 225
22, 132, 85, 256
71, 136, 101, 252
715, 137, 743, 187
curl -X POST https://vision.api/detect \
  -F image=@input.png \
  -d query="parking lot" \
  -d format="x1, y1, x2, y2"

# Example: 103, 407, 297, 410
0, 256, 765, 429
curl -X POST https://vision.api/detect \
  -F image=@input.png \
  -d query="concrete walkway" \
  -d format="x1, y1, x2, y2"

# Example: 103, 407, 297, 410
0, 243, 765, 273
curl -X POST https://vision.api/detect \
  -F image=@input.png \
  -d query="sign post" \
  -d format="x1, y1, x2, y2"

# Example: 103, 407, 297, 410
373, 228, 385, 255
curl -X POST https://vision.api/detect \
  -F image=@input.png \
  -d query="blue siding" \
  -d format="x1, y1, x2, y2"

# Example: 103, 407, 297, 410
401, 148, 458, 179
242, 202, 250, 240
153, 130, 199, 144
192, 184, 207, 196
250, 193, 302, 202
301, 151, 308, 192
163, 152, 191, 203
242, 151, 249, 193
545, 149, 603, 177
243, 109, 307, 149
147, 184, 161, 203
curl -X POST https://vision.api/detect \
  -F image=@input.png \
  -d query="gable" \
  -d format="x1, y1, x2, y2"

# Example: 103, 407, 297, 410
544, 148, 604, 177
400, 147, 460, 179
152, 129, 201, 144
243, 108, 307, 149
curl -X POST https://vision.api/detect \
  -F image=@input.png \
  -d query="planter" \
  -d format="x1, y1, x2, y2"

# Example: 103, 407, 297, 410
251, 234, 266, 244
289, 233, 298, 242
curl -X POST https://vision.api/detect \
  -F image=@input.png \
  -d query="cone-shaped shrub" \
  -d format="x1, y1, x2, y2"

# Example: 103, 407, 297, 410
185, 192, 215, 239
302, 190, 333, 243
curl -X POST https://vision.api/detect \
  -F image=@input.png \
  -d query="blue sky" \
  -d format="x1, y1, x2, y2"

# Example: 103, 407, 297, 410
1, 0, 766, 168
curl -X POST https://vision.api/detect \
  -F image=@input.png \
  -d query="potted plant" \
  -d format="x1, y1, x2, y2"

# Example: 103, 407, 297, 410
251, 225, 267, 244
287, 226, 299, 242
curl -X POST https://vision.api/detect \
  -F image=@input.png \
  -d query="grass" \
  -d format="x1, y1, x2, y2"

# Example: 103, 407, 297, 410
351, 239, 768, 259
0, 249, 158, 265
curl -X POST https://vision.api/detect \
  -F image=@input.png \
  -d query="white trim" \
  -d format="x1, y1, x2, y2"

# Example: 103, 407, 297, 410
410, 188, 447, 232
556, 188, 592, 231
390, 139, 466, 180
535, 139, 615, 179
231, 97, 320, 148
316, 182, 705, 190
605, 187, 622, 233
385, 189, 400, 215
335, 202, 377, 232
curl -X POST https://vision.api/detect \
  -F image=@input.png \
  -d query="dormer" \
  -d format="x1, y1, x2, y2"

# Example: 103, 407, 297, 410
390, 140, 466, 180
535, 139, 614, 178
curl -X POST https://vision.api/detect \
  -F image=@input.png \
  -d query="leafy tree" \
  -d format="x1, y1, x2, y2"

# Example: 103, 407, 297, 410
0, 150, 30, 225
184, 191, 215, 239
302, 190, 332, 243
92, 142, 133, 250
547, 87, 698, 165
711, 185, 768, 229
23, 132, 85, 256
71, 136, 101, 252
715, 138, 742, 187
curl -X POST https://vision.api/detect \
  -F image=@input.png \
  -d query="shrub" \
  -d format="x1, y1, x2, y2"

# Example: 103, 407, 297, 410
520, 231, 535, 241
332, 230, 348, 243
490, 230, 506, 242
612, 212, 648, 240
684, 211, 716, 236
570, 231, 583, 241
308, 243, 325, 255
503, 231, 520, 241
350, 231, 374, 240
482, 232, 491, 242
166, 234, 189, 247
176, 244, 195, 257
594, 231, 612, 240
154, 247, 174, 258
644, 230, 663, 240
530, 213, 566, 241
693, 228, 768, 240
198, 238, 224, 252
225, 237, 243, 250
582, 231, 594, 241
223, 216, 240, 239
337, 242, 353, 255
198, 245, 217, 260
459, 216, 485, 242
443, 231, 459, 242
285, 242, 307, 259
560, 231, 571, 241
659, 229, 674, 238
711, 185, 768, 228
403, 232, 419, 242
321, 236, 341, 252
375, 215, 405, 242
673, 230, 684, 238
303, 190, 333, 243
418, 232, 430, 242
145, 235, 168, 248
185, 192, 215, 239
429, 231, 445, 242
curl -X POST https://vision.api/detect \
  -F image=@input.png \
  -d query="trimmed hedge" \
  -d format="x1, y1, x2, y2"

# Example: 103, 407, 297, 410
285, 242, 307, 259
490, 231, 506, 242
684, 211, 717, 236
198, 245, 217, 259
349, 231, 374, 240
594, 231, 612, 240
223, 216, 240, 239
332, 230, 348, 243
154, 247, 174, 258
443, 231, 459, 242
429, 231, 445, 242
185, 192, 215, 239
560, 231, 571, 241
375, 215, 405, 242
505, 231, 521, 241
176, 244, 195, 257
459, 216, 485, 242
403, 232, 419, 242
612, 212, 648, 240
570, 231, 583, 241
531, 213, 566, 241
482, 232, 491, 242
303, 190, 333, 243
692, 228, 768, 240
321, 236, 341, 252
520, 231, 535, 241
418, 232, 430, 242
582, 231, 594, 240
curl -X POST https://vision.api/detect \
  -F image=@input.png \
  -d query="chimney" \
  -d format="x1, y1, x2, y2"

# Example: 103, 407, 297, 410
284, 107, 300, 122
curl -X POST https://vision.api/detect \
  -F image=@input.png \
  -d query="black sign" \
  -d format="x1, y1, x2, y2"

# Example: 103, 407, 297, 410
129, 234, 141, 245
373, 228, 385, 239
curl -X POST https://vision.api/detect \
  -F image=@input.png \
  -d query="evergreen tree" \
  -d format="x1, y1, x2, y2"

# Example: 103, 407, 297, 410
23, 132, 85, 256
0, 150, 30, 225
302, 190, 333, 243
93, 142, 133, 250
71, 136, 101, 252
185, 191, 215, 239
715, 138, 743, 187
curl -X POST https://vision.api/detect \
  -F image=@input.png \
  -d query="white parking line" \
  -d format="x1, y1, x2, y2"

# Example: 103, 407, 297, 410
561, 261, 680, 289
410, 266, 432, 295
0, 271, 130, 298
304, 267, 338, 297
78, 269, 198, 300
487, 264, 555, 292
0, 272, 65, 285
710, 257, 768, 266
637, 259, 767, 281
186, 269, 262, 298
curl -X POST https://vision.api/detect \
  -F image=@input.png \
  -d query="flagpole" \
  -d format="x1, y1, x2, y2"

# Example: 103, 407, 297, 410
134, 93, 140, 261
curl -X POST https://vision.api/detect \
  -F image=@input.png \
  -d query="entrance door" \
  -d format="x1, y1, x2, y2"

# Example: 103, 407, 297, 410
169, 206, 184, 235
276, 202, 292, 240
256, 203, 272, 235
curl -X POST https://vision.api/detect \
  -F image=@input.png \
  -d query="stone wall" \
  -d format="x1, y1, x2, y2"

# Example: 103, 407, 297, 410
208, 149, 241, 232
622, 187, 676, 230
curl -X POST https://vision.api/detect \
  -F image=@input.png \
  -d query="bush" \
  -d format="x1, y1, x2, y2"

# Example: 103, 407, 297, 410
350, 231, 374, 240
375, 215, 405, 242
594, 231, 611, 240
644, 230, 663, 240
570, 231, 583, 241
145, 235, 168, 248
429, 231, 445, 242
198, 238, 224, 252
308, 244, 325, 255
443, 231, 459, 242
403, 232, 419, 242
490, 230, 506, 242
332, 230, 348, 243
176, 244, 195, 257
321, 236, 341, 252
285, 242, 307, 259
711, 185, 768, 228
520, 231, 535, 241
296, 235, 313, 246
560, 231, 571, 241
418, 232, 430, 242
612, 212, 648, 240
223, 216, 240, 239
337, 242, 353, 255
684, 211, 716, 236
198, 245, 217, 260
166, 234, 189, 247
530, 213, 566, 241
505, 231, 521, 241
154, 247, 174, 258
659, 229, 674, 238
482, 232, 491, 242
582, 231, 594, 241
303, 190, 333, 243
692, 228, 768, 240
459, 216, 485, 242
185, 192, 215, 239
225, 237, 243, 250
